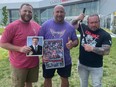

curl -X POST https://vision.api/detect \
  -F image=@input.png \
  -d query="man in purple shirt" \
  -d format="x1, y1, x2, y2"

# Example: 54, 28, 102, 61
39, 5, 79, 87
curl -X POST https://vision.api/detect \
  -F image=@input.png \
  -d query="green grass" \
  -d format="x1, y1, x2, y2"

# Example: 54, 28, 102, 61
0, 27, 4, 35
0, 38, 116, 87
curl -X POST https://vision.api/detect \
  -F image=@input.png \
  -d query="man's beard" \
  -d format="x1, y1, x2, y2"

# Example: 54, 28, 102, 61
21, 15, 32, 22
89, 26, 99, 31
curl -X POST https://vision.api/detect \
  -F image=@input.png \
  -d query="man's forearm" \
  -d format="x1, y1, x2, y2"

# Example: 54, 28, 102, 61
71, 19, 79, 25
92, 45, 111, 55
0, 43, 21, 52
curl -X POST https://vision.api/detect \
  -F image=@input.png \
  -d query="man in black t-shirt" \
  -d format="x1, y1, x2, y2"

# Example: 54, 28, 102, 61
72, 14, 112, 87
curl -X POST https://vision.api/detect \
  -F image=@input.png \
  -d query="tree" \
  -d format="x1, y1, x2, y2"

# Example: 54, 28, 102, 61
2, 6, 8, 26
34, 14, 39, 24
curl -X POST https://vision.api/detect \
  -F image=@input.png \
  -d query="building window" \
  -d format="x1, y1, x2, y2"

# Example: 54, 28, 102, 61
9, 10, 19, 22
40, 8, 53, 24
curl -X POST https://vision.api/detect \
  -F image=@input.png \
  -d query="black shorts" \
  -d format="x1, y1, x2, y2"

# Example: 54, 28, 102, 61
42, 64, 72, 78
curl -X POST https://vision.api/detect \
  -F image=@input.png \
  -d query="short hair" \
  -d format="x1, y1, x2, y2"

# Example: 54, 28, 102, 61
32, 37, 39, 40
20, 3, 33, 10
87, 14, 100, 23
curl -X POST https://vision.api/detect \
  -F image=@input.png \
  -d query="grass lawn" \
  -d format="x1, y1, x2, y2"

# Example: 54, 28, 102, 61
0, 38, 116, 87
0, 27, 4, 35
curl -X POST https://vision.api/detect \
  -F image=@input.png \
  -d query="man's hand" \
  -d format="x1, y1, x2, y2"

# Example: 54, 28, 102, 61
19, 46, 32, 53
83, 44, 93, 52
42, 55, 49, 63
66, 37, 73, 50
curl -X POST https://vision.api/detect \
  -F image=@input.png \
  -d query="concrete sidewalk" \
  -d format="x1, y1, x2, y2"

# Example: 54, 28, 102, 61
110, 33, 116, 38
77, 34, 116, 38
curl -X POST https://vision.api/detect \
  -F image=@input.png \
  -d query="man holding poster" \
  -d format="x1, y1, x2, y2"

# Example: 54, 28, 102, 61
0, 3, 41, 87
39, 5, 79, 87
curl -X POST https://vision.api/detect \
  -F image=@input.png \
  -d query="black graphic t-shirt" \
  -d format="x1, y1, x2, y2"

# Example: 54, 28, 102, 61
78, 24, 112, 67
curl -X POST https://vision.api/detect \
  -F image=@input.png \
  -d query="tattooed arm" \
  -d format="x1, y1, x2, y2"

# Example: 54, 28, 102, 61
71, 13, 85, 29
92, 45, 111, 55
84, 44, 111, 55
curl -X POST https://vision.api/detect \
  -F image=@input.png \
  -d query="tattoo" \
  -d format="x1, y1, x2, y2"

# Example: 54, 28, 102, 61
71, 20, 80, 29
72, 19, 78, 25
92, 45, 111, 55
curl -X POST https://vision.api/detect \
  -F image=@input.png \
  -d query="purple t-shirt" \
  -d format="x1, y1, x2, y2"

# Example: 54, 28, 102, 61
39, 19, 77, 65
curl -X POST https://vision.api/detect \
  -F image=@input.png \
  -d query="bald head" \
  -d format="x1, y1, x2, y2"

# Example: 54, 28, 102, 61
53, 5, 65, 12
53, 5, 65, 23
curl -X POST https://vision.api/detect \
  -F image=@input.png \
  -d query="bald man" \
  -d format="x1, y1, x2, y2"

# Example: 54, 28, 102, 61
39, 5, 79, 87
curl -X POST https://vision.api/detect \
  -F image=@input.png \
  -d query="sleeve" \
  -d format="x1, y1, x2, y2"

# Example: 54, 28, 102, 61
0, 24, 16, 43
78, 23, 86, 33
38, 23, 46, 39
71, 27, 78, 41
102, 33, 112, 46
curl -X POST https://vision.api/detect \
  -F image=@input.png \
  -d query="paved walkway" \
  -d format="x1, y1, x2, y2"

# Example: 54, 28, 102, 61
77, 34, 116, 38
110, 33, 116, 37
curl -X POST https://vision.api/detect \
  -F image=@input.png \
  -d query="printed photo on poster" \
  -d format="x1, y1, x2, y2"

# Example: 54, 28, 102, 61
26, 36, 43, 56
43, 39, 65, 69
